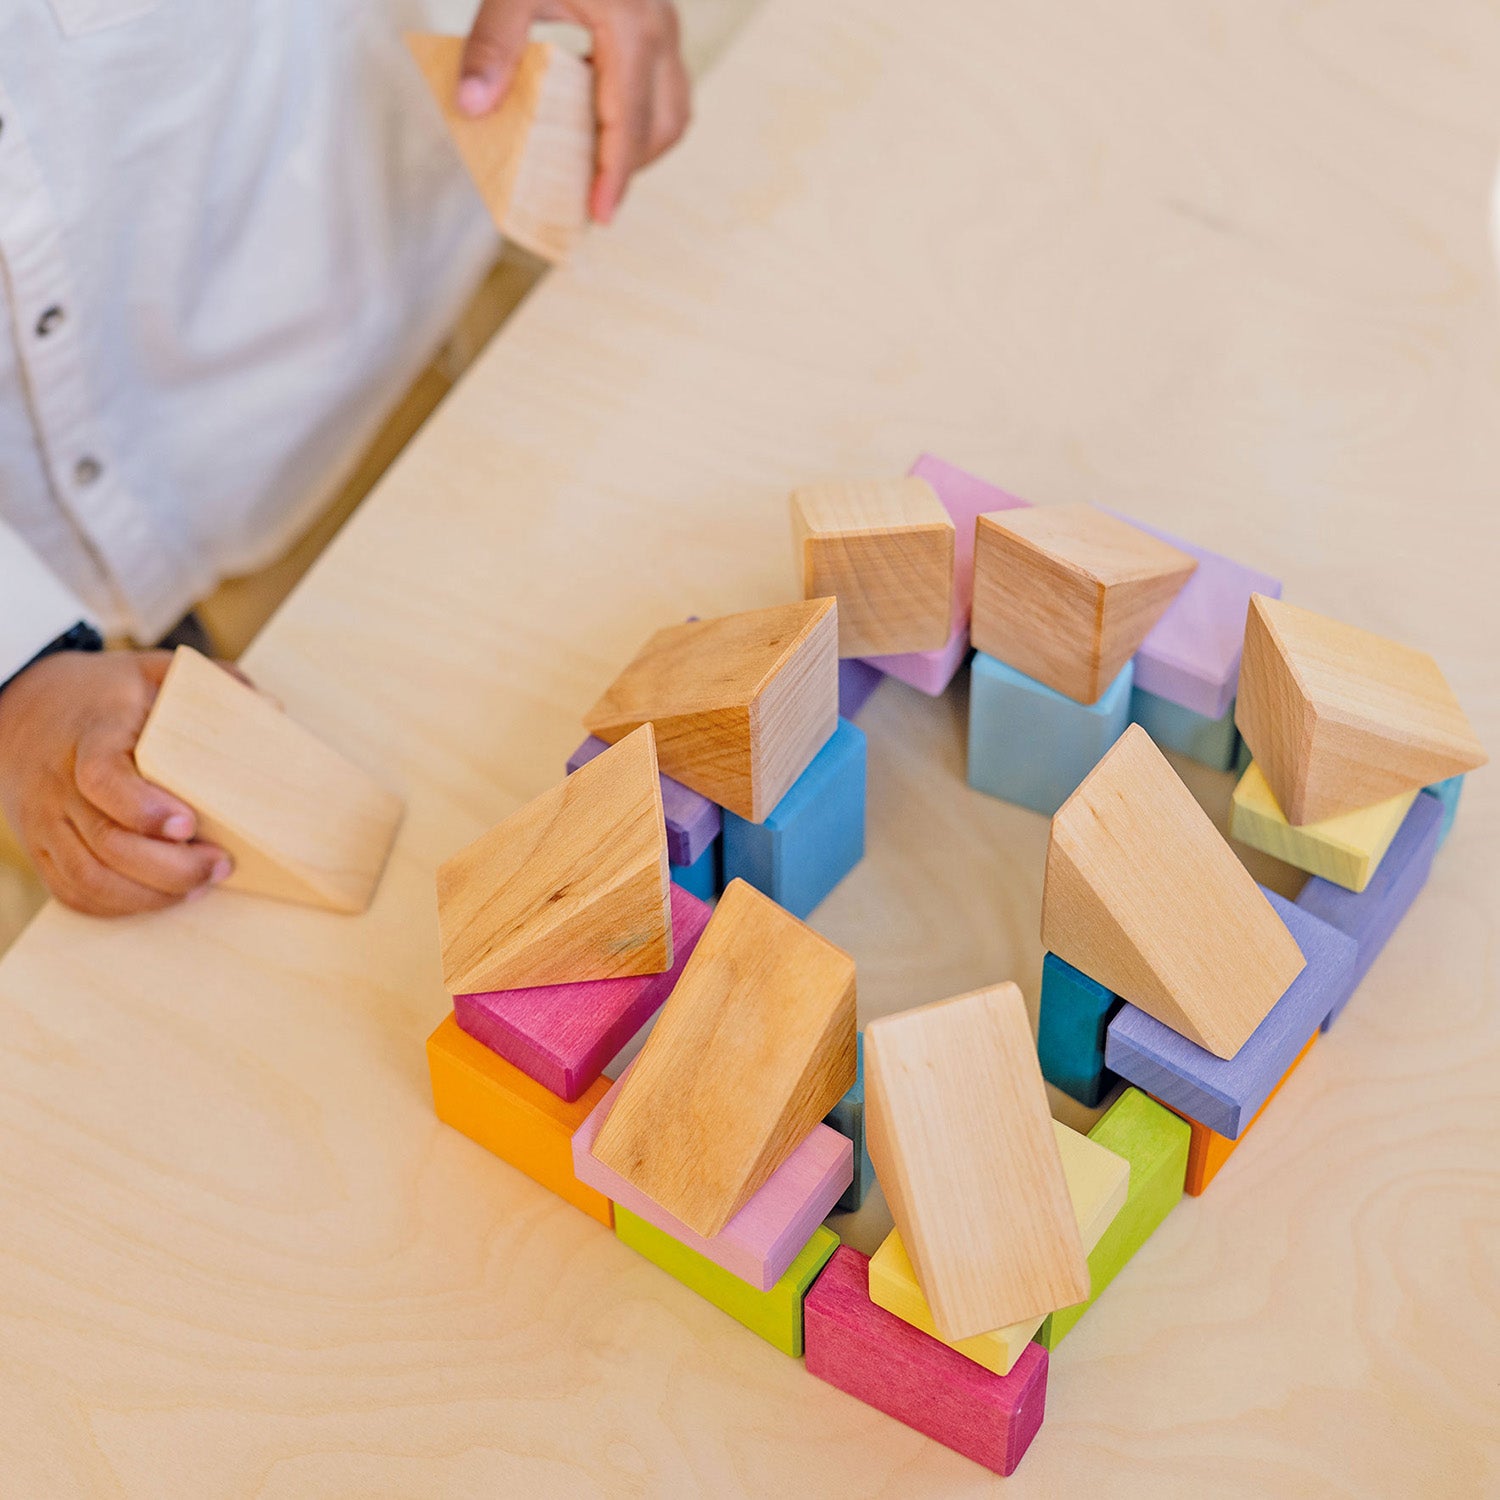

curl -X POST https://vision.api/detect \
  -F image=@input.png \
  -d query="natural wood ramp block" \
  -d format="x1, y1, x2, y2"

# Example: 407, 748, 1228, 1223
971, 503, 1197, 704
1235, 594, 1487, 826
791, 477, 955, 657
1043, 724, 1307, 1060
405, 35, 594, 263
585, 599, 838, 823
864, 984, 1089, 1340
437, 723, 671, 995
569, 734, 721, 868
133, 646, 403, 914
589, 879, 856, 1238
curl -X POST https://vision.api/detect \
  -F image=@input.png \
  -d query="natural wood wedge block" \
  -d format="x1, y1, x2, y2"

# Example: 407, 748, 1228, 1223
589, 878, 856, 1238
1236, 594, 1487, 826
971, 504, 1197, 704
864, 983, 1090, 1341
791, 478, 955, 656
584, 599, 839, 823
133, 646, 403, 914
405, 34, 594, 264
1043, 724, 1306, 1060
437, 724, 671, 995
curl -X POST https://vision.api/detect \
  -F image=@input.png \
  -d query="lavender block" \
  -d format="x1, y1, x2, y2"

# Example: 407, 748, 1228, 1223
568, 734, 720, 867
838, 658, 885, 720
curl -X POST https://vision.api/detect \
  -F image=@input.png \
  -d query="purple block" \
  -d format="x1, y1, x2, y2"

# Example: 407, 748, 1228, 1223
573, 1066, 853, 1290
1104, 890, 1357, 1138
568, 735, 721, 867
838, 658, 885, 720
1297, 792, 1443, 1030
455, 885, 712, 1102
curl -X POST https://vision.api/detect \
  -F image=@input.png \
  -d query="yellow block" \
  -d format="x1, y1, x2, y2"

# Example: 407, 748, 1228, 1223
1230, 760, 1416, 893
426, 1013, 614, 1227
869, 1119, 1129, 1375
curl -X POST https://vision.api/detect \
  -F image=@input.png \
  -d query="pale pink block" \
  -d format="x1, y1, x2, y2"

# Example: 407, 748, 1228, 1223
454, 885, 712, 1102
572, 1068, 853, 1291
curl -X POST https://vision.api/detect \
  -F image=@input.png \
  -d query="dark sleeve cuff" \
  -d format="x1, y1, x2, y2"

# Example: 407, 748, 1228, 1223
0, 620, 105, 696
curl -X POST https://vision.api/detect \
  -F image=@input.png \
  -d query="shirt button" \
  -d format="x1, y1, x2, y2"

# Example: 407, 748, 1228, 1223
35, 305, 65, 337
74, 456, 103, 486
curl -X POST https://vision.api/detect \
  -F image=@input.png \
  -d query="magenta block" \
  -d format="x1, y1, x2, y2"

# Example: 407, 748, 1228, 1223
454, 885, 712, 1102
803, 1247, 1049, 1477
568, 735, 721, 867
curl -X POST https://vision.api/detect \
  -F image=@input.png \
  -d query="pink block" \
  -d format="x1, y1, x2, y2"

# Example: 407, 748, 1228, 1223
454, 885, 712, 1103
804, 1247, 1049, 1477
572, 1068, 853, 1291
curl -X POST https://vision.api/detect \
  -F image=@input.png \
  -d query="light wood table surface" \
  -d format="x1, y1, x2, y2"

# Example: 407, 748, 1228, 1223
3, 2, 1498, 1494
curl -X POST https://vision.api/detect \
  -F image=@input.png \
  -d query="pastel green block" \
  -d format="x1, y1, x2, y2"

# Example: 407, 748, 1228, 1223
1036, 1088, 1188, 1349
615, 1207, 839, 1356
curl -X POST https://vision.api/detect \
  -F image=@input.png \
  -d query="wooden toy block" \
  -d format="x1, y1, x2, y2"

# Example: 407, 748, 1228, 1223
1297, 791, 1443, 1030
1423, 774, 1465, 851
437, 724, 671, 995
574, 1066, 852, 1289
453, 884, 711, 1103
132, 646, 403, 914
971, 504, 1197, 705
1235, 594, 1487, 826
837, 657, 885, 720
1104, 889, 1356, 1138
722, 717, 865, 920
569, 734, 721, 868
589, 879, 856, 1237
869, 1120, 1128, 1375
968, 651, 1132, 816
1037, 952, 1123, 1108
1231, 759, 1416, 893
1129, 687, 1241, 773
669, 841, 720, 902
1037, 1088, 1189, 1348
615, 1209, 839, 1357
1043, 725, 1307, 1060
584, 599, 839, 823
791, 478, 956, 657
426, 1013, 612, 1227
803, 1246, 1049, 1478
864, 984, 1089, 1340
405, 35, 593, 264
824, 1032, 874, 1213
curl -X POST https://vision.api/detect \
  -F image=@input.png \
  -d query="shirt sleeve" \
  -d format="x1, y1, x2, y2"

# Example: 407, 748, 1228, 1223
0, 517, 97, 686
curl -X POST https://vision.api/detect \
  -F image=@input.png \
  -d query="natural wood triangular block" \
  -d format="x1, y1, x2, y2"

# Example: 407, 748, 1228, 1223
864, 983, 1090, 1341
971, 504, 1197, 703
405, 34, 594, 264
1042, 724, 1306, 1060
1235, 594, 1486, 826
584, 599, 839, 823
437, 724, 671, 995
133, 647, 404, 914
588, 878, 856, 1238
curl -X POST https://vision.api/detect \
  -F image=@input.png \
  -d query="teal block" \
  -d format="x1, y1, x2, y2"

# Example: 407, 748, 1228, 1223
824, 1033, 873, 1213
967, 653, 1133, 816
670, 840, 721, 901
1037, 953, 1122, 1107
1130, 688, 1240, 772
1423, 775, 1464, 851
1235, 733, 1253, 774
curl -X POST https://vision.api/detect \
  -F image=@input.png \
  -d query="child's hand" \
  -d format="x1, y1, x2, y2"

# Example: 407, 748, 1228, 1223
458, 0, 692, 225
0, 651, 232, 916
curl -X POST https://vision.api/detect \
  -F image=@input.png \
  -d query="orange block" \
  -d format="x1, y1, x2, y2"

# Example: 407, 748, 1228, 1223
426, 1013, 614, 1227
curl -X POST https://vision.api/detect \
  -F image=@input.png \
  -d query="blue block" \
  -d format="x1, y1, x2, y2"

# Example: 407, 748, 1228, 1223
670, 841, 721, 902
967, 653, 1133, 816
1037, 953, 1123, 1107
1129, 688, 1240, 773
1422, 775, 1464, 851
1104, 890, 1357, 1138
1234, 733, 1253, 774
722, 718, 866, 920
824, 1033, 874, 1213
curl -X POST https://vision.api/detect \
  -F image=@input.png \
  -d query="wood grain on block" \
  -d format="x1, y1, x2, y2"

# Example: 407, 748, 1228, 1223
1037, 953, 1123, 1109
132, 646, 403, 914
1235, 595, 1487, 826
1129, 686, 1241, 773
803, 1247, 1049, 1478
585, 599, 838, 823
574, 1067, 852, 1290
1105, 890, 1356, 1138
568, 734, 721, 868
589, 879, 856, 1237
405, 35, 593, 263
1042, 725, 1307, 1060
426, 1014, 612, 1226
864, 984, 1089, 1340
837, 657, 885, 720
971, 504, 1197, 704
437, 724, 671, 995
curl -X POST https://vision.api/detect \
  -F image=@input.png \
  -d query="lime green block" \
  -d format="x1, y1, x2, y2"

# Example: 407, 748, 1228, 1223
1037, 1088, 1189, 1349
615, 1207, 839, 1356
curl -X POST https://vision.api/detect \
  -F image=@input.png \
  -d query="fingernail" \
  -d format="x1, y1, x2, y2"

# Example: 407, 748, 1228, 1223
162, 813, 194, 841
457, 74, 497, 116
210, 858, 233, 884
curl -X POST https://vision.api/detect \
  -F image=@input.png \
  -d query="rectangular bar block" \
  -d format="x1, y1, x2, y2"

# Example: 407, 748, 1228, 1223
1037, 952, 1123, 1108
569, 733, 721, 868
824, 1033, 874, 1213
1129, 687, 1241, 772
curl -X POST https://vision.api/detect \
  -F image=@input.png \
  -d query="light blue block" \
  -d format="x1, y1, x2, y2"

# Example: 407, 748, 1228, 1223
967, 654, 1133, 816
1037, 953, 1122, 1107
1130, 688, 1240, 773
1422, 775, 1464, 851
824, 1033, 873, 1213
722, 718, 866, 920
670, 841, 720, 902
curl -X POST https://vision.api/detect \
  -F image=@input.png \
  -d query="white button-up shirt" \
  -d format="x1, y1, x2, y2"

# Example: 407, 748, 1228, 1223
0, 0, 499, 678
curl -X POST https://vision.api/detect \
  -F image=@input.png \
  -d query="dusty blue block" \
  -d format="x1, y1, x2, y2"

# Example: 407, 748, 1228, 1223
824, 1033, 873, 1212
1037, 953, 1123, 1107
967, 653, 1133, 816
1234, 733, 1253, 774
1130, 688, 1240, 773
670, 841, 720, 902
1423, 775, 1464, 851
722, 718, 866, 920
